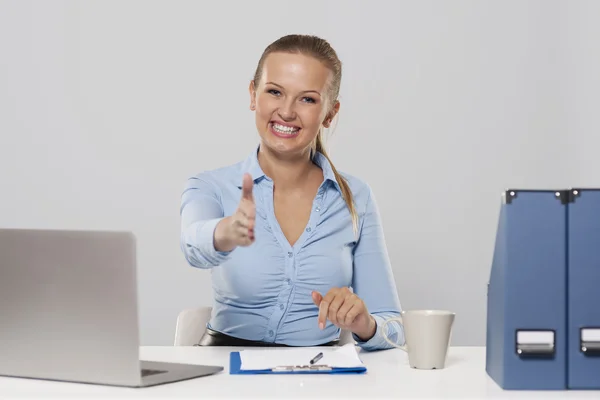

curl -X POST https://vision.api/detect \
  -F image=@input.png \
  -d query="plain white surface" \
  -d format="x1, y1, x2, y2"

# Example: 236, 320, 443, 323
1, 0, 598, 347
0, 346, 599, 399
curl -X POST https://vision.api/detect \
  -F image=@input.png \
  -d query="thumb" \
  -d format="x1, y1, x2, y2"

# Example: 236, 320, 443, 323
311, 291, 322, 306
241, 173, 254, 200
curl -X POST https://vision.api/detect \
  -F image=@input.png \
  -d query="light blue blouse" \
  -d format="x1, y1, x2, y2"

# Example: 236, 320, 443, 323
180, 146, 404, 350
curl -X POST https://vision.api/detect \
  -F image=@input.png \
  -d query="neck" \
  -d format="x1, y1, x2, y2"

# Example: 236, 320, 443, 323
257, 145, 315, 190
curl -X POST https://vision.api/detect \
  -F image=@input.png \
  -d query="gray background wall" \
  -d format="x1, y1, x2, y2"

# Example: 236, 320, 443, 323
1, 0, 596, 346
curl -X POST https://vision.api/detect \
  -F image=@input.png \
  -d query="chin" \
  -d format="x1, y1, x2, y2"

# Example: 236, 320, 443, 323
260, 134, 310, 156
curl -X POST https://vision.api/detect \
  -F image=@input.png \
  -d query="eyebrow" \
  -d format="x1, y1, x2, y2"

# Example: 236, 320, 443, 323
265, 82, 321, 96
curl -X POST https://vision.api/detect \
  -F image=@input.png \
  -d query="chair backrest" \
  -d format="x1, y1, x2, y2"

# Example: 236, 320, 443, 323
174, 307, 213, 346
174, 307, 355, 346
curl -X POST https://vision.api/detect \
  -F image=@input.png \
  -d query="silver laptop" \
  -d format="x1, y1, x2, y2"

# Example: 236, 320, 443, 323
0, 228, 223, 387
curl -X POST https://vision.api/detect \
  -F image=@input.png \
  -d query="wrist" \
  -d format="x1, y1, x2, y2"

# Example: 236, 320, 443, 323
213, 217, 235, 252
354, 315, 377, 342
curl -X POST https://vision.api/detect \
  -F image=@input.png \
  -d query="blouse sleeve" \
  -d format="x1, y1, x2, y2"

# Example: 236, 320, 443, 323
180, 175, 232, 268
351, 186, 405, 351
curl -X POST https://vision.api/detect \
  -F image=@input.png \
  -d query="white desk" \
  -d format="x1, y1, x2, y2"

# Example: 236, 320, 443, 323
0, 346, 598, 399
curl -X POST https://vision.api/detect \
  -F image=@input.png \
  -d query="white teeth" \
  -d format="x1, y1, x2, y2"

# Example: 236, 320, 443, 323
273, 123, 299, 134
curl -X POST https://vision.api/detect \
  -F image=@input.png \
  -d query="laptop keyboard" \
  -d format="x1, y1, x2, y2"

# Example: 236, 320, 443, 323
141, 368, 167, 377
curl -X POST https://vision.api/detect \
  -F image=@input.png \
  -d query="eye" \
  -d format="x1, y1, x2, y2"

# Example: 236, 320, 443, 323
267, 89, 281, 96
301, 97, 316, 103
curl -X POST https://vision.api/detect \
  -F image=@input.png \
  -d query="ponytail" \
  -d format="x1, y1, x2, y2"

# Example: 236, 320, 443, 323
315, 134, 358, 236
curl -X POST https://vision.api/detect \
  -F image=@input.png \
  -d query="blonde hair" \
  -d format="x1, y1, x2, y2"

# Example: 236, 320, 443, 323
252, 34, 358, 234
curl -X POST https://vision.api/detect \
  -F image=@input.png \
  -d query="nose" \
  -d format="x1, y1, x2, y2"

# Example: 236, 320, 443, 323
277, 100, 296, 121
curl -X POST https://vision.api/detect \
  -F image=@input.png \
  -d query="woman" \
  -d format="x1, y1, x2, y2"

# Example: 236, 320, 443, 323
180, 34, 404, 351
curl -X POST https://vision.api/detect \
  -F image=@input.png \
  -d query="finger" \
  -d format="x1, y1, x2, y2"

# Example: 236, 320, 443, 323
235, 224, 254, 242
235, 224, 251, 237
318, 299, 329, 330
327, 293, 347, 326
233, 215, 251, 230
336, 294, 357, 326
238, 205, 256, 230
241, 173, 254, 201
239, 201, 256, 219
318, 289, 338, 329
236, 229, 254, 246
234, 210, 257, 235
311, 291, 322, 306
344, 303, 362, 326
238, 236, 253, 247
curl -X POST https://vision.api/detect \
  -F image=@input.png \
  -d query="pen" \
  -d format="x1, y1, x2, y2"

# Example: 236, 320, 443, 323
309, 352, 323, 365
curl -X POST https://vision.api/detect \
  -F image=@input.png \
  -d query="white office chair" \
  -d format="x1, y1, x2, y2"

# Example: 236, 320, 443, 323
174, 307, 213, 346
174, 306, 355, 346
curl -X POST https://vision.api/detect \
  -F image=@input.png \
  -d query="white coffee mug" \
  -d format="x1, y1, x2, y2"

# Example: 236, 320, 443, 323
382, 309, 455, 369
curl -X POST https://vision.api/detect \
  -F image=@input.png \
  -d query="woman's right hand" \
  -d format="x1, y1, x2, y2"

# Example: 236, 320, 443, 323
214, 173, 256, 252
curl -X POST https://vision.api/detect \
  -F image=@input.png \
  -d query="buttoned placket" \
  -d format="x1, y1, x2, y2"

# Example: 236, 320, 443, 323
261, 180, 328, 342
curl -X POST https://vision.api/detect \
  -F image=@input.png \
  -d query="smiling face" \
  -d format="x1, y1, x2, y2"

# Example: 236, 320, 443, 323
249, 52, 339, 157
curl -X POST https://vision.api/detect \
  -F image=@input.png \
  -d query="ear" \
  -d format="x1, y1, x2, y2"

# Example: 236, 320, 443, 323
322, 100, 340, 128
249, 80, 257, 111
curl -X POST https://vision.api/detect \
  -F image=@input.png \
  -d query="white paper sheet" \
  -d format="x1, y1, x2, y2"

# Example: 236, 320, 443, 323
239, 343, 364, 370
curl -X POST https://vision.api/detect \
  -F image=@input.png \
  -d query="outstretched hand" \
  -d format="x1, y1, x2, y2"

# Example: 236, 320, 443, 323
214, 173, 256, 252
311, 287, 377, 341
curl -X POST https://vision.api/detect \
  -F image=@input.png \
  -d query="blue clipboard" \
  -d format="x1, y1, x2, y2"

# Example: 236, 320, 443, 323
229, 351, 367, 375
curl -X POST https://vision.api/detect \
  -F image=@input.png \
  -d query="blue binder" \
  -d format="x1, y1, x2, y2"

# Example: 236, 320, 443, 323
229, 351, 367, 375
567, 189, 600, 389
486, 190, 568, 390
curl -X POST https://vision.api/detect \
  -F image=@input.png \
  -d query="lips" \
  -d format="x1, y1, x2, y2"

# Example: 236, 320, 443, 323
270, 121, 300, 137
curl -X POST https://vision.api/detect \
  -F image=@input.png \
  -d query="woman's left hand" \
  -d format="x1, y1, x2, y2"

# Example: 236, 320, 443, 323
311, 287, 377, 341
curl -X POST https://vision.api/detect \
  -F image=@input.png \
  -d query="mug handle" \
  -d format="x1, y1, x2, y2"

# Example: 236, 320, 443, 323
381, 317, 407, 352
